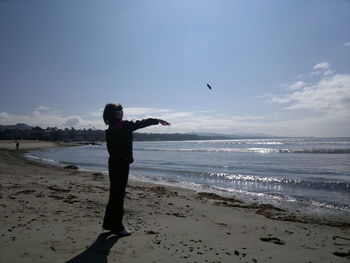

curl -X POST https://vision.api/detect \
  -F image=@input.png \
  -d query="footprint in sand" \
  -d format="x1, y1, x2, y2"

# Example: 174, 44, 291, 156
333, 251, 350, 258
145, 230, 158, 235
260, 237, 285, 245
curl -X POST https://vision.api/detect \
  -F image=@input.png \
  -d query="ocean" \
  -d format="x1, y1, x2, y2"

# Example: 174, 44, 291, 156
26, 137, 350, 221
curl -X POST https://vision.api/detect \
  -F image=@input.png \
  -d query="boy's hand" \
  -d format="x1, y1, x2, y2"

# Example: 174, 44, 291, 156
158, 119, 171, 126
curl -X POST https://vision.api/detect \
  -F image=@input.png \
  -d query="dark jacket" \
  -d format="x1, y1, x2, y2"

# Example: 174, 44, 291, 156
106, 118, 159, 164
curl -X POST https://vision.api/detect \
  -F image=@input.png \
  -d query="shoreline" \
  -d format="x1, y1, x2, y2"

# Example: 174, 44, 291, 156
23, 140, 350, 227
1, 140, 350, 262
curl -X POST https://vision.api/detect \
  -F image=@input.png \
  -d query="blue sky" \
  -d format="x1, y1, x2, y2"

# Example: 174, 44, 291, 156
1, 0, 349, 136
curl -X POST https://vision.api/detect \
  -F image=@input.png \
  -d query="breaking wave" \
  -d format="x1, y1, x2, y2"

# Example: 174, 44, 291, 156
136, 147, 350, 154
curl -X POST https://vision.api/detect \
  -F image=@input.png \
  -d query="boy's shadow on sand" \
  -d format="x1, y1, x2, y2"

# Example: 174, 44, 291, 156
65, 232, 122, 263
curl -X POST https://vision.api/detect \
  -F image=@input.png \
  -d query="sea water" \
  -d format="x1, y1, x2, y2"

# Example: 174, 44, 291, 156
26, 137, 350, 221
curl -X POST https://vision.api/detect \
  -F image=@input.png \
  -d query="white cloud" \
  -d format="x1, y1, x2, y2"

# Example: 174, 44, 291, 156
286, 81, 305, 90
35, 105, 50, 111
0, 107, 104, 129
271, 74, 350, 113
63, 116, 83, 127
87, 111, 102, 118
313, 62, 330, 70
0, 112, 11, 123
125, 107, 171, 117
87, 109, 104, 118
343, 42, 350, 47
266, 63, 350, 136
323, 69, 335, 76
311, 61, 335, 77
31, 111, 41, 117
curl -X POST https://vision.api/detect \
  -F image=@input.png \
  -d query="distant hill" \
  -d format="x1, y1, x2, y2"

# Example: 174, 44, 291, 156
0, 123, 34, 131
0, 123, 277, 141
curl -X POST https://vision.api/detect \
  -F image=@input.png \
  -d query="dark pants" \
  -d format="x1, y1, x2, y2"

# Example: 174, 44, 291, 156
103, 160, 130, 232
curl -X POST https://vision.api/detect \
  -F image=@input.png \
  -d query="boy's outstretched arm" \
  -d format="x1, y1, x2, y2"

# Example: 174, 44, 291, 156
131, 118, 171, 131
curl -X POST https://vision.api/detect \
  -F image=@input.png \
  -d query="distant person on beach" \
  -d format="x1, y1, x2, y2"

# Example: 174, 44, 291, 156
16, 141, 19, 150
102, 103, 171, 236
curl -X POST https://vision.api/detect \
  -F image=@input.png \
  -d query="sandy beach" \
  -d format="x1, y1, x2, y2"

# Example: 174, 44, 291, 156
0, 140, 349, 263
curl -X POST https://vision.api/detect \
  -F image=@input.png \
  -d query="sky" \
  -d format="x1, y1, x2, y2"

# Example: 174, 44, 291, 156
0, 0, 350, 137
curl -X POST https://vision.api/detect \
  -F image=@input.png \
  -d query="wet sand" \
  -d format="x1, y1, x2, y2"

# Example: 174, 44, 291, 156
0, 140, 349, 263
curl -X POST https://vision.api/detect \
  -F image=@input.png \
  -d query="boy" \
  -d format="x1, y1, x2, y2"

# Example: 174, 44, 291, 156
102, 103, 171, 236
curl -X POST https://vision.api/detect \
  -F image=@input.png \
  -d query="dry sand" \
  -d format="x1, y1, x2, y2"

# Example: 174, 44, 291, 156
0, 140, 349, 263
